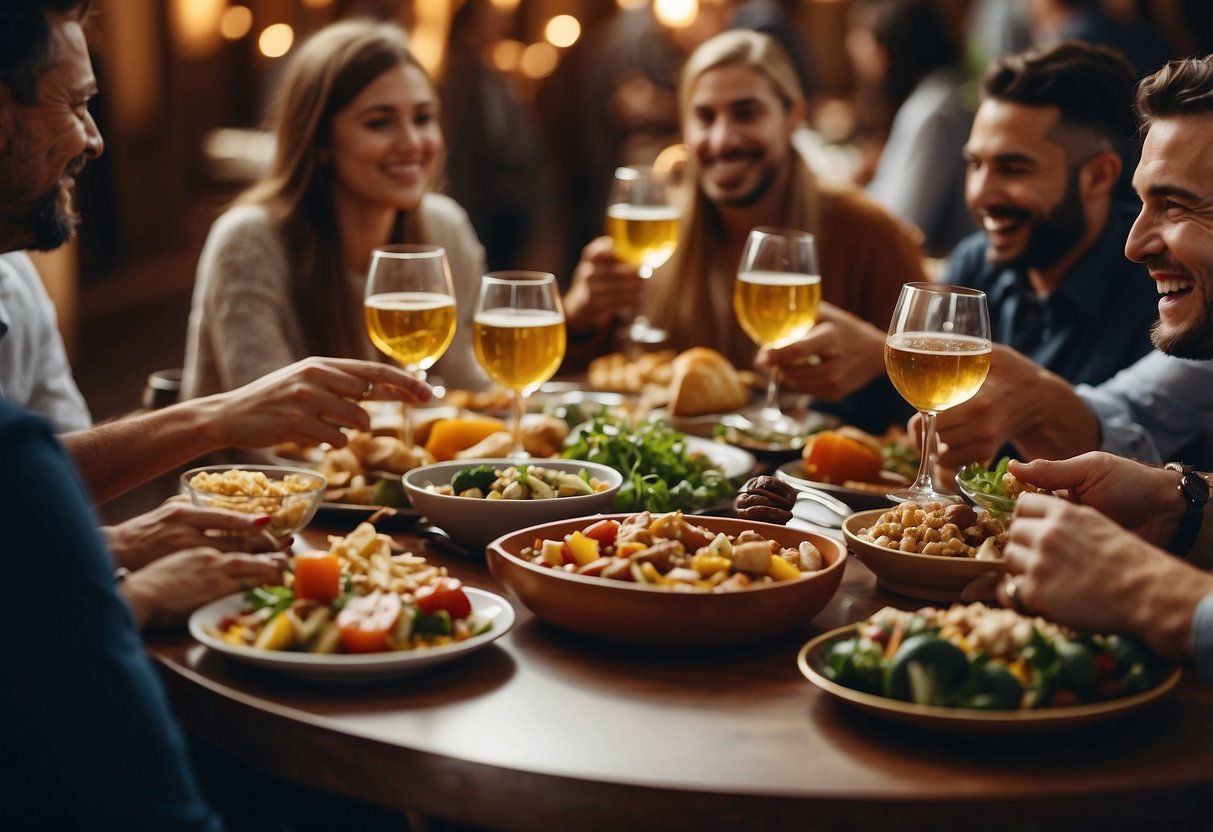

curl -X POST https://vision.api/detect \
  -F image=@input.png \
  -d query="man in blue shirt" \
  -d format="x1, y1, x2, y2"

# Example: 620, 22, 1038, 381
993, 56, 1213, 682
944, 40, 1155, 389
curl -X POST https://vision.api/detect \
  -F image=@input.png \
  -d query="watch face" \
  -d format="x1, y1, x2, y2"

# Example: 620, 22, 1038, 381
1183, 472, 1210, 503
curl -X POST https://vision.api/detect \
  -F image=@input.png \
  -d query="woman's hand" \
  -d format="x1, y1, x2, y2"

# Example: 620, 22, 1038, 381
104, 497, 290, 571
120, 547, 288, 630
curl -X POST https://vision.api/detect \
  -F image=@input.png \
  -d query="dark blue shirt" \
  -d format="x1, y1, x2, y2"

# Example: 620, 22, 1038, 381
944, 202, 1156, 388
0, 400, 222, 831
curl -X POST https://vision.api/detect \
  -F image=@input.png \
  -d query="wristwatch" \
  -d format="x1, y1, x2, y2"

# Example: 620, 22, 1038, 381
1164, 462, 1209, 558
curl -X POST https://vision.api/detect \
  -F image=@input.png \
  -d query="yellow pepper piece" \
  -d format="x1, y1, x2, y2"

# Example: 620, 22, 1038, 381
615, 541, 646, 558
638, 562, 667, 584
565, 530, 600, 566
253, 612, 295, 651
766, 554, 802, 582
691, 552, 732, 578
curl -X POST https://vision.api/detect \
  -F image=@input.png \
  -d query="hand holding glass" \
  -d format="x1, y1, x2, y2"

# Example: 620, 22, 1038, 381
733, 226, 821, 434
884, 283, 991, 504
606, 165, 680, 346
364, 245, 457, 449
473, 272, 566, 458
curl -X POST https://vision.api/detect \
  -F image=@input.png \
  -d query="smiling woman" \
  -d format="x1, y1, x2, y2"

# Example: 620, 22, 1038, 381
182, 18, 490, 403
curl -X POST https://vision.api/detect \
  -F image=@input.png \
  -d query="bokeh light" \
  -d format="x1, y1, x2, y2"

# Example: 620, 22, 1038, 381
258, 23, 294, 59
545, 15, 581, 48
218, 6, 253, 41
519, 42, 559, 80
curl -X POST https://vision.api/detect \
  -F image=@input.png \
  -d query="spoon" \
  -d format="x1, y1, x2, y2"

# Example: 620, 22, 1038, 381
955, 474, 1016, 515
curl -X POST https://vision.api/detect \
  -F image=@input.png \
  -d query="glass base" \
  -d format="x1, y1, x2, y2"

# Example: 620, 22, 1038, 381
886, 484, 965, 505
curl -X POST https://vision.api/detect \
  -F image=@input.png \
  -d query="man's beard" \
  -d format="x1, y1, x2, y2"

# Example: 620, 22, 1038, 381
987, 169, 1087, 272
1151, 296, 1213, 360
20, 184, 78, 251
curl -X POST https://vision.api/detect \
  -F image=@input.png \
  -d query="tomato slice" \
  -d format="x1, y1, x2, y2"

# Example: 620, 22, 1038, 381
582, 519, 621, 547
293, 553, 341, 603
336, 590, 401, 653
414, 577, 472, 620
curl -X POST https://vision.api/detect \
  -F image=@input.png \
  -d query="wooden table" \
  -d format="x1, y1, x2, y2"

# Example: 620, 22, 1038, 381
148, 523, 1213, 831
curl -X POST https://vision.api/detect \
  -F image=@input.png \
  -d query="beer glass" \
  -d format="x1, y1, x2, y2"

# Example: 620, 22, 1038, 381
364, 244, 457, 449
472, 272, 566, 458
606, 165, 680, 347
733, 227, 821, 435
884, 283, 991, 504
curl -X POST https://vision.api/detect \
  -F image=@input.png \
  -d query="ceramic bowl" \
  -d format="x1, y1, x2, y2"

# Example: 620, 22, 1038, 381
486, 513, 847, 648
842, 508, 1006, 602
403, 458, 623, 553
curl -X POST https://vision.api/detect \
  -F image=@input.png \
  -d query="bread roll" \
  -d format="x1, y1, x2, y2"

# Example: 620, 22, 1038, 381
668, 347, 749, 417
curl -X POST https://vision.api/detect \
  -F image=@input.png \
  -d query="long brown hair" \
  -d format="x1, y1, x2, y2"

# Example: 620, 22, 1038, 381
649, 30, 821, 364
239, 18, 437, 357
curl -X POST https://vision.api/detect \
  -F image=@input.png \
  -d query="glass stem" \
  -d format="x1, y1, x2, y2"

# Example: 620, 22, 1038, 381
911, 410, 938, 492
400, 402, 413, 451
510, 390, 526, 457
760, 370, 782, 425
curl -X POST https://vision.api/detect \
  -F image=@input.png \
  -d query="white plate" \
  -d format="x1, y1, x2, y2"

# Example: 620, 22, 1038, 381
682, 435, 757, 480
189, 587, 514, 681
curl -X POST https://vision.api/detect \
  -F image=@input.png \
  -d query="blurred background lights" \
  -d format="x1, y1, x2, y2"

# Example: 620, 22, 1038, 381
258, 23, 294, 58
218, 6, 253, 41
654, 0, 699, 28
616, 0, 648, 9
545, 15, 581, 48
491, 39, 526, 73
519, 41, 558, 80
490, 0, 522, 10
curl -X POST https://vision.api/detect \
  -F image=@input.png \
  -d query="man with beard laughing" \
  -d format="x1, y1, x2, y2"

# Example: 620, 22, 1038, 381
925, 54, 1213, 475
984, 54, 1213, 684
942, 40, 1156, 390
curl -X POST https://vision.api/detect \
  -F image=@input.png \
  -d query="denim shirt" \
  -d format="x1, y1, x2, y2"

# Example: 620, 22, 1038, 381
1195, 595, 1213, 682
944, 202, 1157, 388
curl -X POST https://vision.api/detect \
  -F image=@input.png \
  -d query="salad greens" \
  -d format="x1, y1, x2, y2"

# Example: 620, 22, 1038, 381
562, 415, 735, 513
957, 456, 1012, 500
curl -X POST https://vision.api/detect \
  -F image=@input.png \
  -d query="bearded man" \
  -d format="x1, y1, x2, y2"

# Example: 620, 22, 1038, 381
943, 40, 1156, 388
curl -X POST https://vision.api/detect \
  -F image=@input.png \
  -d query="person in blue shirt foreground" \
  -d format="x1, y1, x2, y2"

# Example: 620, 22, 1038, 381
997, 55, 1213, 681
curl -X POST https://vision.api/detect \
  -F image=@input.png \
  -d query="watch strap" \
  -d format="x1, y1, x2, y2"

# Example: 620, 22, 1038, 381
1166, 463, 1208, 558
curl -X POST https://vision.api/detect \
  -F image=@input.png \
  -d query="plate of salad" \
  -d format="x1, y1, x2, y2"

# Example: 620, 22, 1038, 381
798, 603, 1180, 733
561, 415, 754, 513
190, 587, 513, 680
188, 521, 514, 680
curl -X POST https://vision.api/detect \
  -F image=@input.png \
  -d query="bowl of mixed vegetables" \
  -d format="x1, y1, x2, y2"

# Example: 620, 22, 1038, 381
486, 511, 847, 648
798, 603, 1179, 732
402, 458, 623, 552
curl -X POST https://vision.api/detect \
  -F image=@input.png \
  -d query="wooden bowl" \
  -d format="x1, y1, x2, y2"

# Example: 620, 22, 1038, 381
486, 513, 847, 648
842, 509, 1005, 602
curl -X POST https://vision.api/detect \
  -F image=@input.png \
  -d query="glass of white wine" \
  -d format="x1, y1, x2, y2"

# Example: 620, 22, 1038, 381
733, 226, 821, 436
364, 245, 457, 449
472, 272, 566, 458
884, 282, 992, 504
606, 165, 680, 348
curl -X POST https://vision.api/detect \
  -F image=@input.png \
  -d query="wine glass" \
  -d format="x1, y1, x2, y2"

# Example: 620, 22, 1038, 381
606, 164, 680, 348
884, 282, 992, 504
733, 226, 821, 437
472, 272, 566, 458
364, 244, 457, 449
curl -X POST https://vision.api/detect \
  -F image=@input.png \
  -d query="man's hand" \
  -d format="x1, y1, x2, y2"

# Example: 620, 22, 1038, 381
1001, 493, 1212, 662
103, 496, 290, 572
120, 547, 287, 630
200, 356, 433, 451
563, 236, 643, 334
916, 344, 1098, 468
1009, 454, 1180, 548
758, 302, 885, 400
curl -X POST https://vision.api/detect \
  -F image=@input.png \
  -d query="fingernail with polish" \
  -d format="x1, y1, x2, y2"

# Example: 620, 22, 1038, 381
254, 516, 272, 527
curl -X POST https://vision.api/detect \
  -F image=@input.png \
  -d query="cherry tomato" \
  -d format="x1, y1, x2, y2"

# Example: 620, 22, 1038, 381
293, 553, 341, 603
582, 519, 621, 547
414, 577, 472, 620
336, 590, 401, 653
